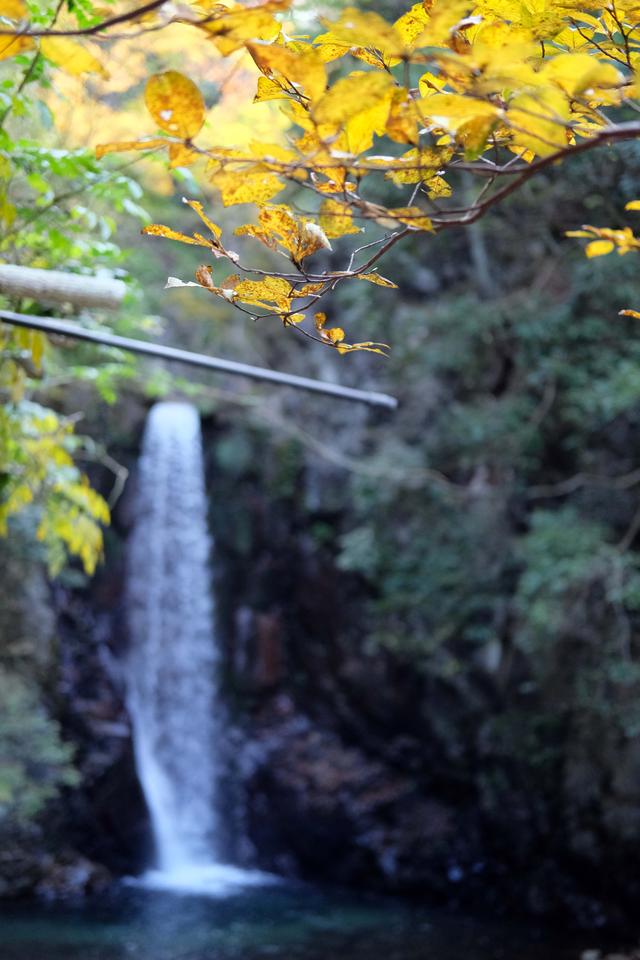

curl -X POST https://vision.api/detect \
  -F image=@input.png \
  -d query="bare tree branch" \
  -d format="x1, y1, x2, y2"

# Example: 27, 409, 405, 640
0, 0, 168, 37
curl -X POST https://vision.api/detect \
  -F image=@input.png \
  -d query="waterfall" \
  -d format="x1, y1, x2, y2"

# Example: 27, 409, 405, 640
125, 401, 268, 895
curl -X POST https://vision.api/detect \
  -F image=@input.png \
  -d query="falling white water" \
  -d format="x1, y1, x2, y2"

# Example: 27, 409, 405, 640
125, 401, 270, 896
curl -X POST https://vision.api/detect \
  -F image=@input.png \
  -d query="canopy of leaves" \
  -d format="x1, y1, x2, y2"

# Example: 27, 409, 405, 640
3, 0, 640, 572
10, 0, 631, 347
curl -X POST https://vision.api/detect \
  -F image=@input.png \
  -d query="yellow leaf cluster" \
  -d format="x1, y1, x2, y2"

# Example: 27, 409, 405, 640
236, 205, 331, 262
247, 42, 326, 103
319, 200, 361, 240
211, 168, 284, 206
0, 403, 109, 576
199, 0, 289, 55
567, 225, 640, 256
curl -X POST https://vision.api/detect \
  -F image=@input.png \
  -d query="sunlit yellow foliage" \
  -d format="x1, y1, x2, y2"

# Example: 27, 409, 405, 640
0, 398, 110, 576
41, 37, 108, 78
144, 71, 206, 139
37, 17, 289, 194
0, 0, 27, 18
0, 34, 33, 60
4, 0, 640, 347
63, 0, 639, 348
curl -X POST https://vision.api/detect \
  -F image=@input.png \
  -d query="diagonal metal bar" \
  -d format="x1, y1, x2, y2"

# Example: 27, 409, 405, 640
0, 310, 398, 410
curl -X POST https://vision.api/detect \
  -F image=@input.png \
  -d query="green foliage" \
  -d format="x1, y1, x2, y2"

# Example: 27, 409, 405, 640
339, 490, 512, 667
515, 508, 640, 652
0, 667, 78, 827
0, 27, 150, 575
328, 147, 640, 764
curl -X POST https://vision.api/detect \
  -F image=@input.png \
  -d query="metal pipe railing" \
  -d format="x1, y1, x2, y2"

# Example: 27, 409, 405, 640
0, 310, 398, 410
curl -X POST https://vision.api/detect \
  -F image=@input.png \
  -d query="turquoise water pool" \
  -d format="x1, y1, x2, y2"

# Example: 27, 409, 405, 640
0, 881, 590, 960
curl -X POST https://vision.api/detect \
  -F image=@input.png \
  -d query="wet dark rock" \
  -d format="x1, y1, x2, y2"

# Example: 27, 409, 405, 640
33, 852, 111, 900
53, 585, 152, 877
0, 833, 111, 901
242, 704, 484, 899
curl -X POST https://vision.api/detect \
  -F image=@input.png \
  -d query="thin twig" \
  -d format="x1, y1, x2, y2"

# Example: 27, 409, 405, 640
0, 0, 168, 37
528, 466, 640, 500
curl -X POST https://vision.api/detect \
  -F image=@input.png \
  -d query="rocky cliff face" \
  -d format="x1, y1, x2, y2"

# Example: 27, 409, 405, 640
0, 534, 115, 898
200, 417, 640, 931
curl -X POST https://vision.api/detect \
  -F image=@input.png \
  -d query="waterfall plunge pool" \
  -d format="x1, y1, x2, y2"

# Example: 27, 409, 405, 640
128, 862, 277, 897
9, 402, 593, 960
0, 882, 593, 960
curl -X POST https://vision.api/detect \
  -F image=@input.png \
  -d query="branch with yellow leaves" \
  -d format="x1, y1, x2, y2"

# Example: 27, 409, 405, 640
6, 0, 640, 351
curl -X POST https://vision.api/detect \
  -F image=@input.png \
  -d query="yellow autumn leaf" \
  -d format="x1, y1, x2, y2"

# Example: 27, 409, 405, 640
313, 71, 395, 126
336, 340, 389, 356
319, 199, 362, 239
508, 87, 570, 157
418, 71, 448, 98
235, 276, 292, 310
425, 175, 452, 199
626, 201, 640, 211
387, 207, 434, 231
254, 77, 287, 103
248, 141, 300, 173
205, 147, 251, 176
0, 33, 33, 60
211, 169, 283, 206
142, 224, 215, 246
0, 0, 26, 18
182, 199, 222, 241
315, 8, 402, 63
585, 239, 615, 257
246, 42, 326, 104
620, 309, 640, 319
237, 205, 330, 261
201, 4, 282, 56
383, 146, 452, 185
393, 2, 431, 49
356, 272, 397, 288
542, 53, 621, 97
311, 311, 342, 344
419, 93, 501, 134
346, 90, 395, 153
313, 175, 356, 193
95, 138, 170, 160
169, 143, 199, 167
326, 327, 346, 343
294, 282, 326, 296
411, 0, 480, 48
385, 90, 421, 145
313, 41, 352, 64
476, 0, 566, 38
145, 71, 205, 139
41, 38, 108, 78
